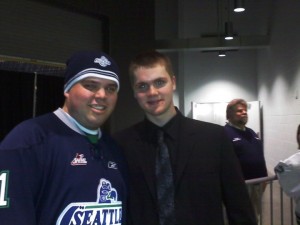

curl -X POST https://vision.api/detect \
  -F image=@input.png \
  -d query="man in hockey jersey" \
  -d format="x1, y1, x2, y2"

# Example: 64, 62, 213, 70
0, 51, 128, 225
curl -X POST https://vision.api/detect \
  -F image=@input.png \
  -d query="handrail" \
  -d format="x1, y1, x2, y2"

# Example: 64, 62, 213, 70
245, 175, 277, 185
244, 174, 295, 225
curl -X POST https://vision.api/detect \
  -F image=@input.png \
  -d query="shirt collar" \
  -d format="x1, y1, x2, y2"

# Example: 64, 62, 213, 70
54, 108, 102, 138
227, 122, 246, 131
144, 107, 181, 141
163, 110, 181, 140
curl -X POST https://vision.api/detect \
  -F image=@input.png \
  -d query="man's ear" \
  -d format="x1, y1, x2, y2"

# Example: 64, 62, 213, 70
172, 76, 176, 91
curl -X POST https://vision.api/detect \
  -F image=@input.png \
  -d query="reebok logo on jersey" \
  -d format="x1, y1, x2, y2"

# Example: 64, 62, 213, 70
70, 153, 87, 166
108, 161, 118, 169
56, 178, 122, 225
232, 138, 241, 142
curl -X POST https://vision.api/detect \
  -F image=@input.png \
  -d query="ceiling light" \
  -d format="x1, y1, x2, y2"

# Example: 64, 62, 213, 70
224, 22, 234, 40
218, 51, 226, 57
234, 0, 245, 12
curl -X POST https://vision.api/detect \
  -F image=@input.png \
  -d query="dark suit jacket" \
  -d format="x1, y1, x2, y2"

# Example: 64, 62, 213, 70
114, 113, 257, 225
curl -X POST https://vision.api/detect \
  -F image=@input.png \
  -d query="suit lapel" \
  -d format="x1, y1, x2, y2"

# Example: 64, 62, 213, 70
134, 127, 157, 201
174, 118, 195, 189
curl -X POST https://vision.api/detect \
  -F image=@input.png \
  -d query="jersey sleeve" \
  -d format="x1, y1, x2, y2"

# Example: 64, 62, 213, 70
0, 145, 42, 225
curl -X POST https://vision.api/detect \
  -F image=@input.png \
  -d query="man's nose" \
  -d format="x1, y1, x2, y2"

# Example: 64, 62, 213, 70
95, 87, 106, 98
147, 85, 159, 95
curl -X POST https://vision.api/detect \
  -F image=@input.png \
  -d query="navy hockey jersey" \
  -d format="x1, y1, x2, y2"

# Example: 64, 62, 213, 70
0, 110, 128, 225
224, 123, 267, 180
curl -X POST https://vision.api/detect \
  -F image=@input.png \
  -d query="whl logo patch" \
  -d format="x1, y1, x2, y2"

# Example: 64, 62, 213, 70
71, 153, 87, 166
56, 179, 122, 225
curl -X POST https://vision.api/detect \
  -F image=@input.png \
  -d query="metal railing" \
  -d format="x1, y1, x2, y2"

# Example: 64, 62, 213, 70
246, 175, 295, 225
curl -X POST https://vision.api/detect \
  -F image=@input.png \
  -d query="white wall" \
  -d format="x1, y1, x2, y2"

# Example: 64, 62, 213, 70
181, 50, 257, 117
258, 1, 300, 172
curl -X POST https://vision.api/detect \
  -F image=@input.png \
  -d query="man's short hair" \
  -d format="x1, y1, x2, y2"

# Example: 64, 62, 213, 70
128, 50, 174, 86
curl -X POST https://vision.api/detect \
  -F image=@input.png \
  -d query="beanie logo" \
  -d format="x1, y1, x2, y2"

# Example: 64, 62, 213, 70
94, 56, 111, 67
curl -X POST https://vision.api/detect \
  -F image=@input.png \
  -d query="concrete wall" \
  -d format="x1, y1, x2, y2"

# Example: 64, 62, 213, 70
181, 50, 257, 117
257, 1, 300, 171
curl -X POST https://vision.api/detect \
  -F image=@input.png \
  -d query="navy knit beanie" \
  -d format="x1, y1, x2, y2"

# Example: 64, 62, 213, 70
64, 51, 120, 92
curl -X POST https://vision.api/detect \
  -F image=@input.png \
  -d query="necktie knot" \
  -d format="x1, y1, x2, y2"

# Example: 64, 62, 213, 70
157, 130, 164, 145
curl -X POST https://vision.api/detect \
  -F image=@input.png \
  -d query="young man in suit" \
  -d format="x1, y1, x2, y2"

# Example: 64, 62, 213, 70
114, 50, 257, 225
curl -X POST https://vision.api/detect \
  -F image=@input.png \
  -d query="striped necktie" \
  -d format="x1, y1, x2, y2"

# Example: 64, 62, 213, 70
155, 130, 175, 225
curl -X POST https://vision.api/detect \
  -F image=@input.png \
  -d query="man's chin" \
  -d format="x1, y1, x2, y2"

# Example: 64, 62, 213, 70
240, 121, 247, 126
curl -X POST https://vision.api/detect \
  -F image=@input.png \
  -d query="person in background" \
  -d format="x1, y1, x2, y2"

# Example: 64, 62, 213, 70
224, 98, 268, 221
113, 50, 257, 225
275, 124, 300, 225
0, 51, 128, 225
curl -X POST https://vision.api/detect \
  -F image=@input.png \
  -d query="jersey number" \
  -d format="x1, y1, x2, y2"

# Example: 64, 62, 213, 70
0, 171, 9, 207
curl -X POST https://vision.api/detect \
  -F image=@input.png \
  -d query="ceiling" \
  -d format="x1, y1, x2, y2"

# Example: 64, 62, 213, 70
34, 0, 274, 47
155, 0, 274, 52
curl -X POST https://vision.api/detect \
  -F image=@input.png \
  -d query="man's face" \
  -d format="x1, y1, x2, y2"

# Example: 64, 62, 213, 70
132, 64, 176, 122
63, 77, 118, 129
229, 103, 248, 127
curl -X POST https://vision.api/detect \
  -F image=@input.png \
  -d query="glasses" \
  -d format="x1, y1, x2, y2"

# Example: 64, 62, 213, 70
134, 78, 167, 93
